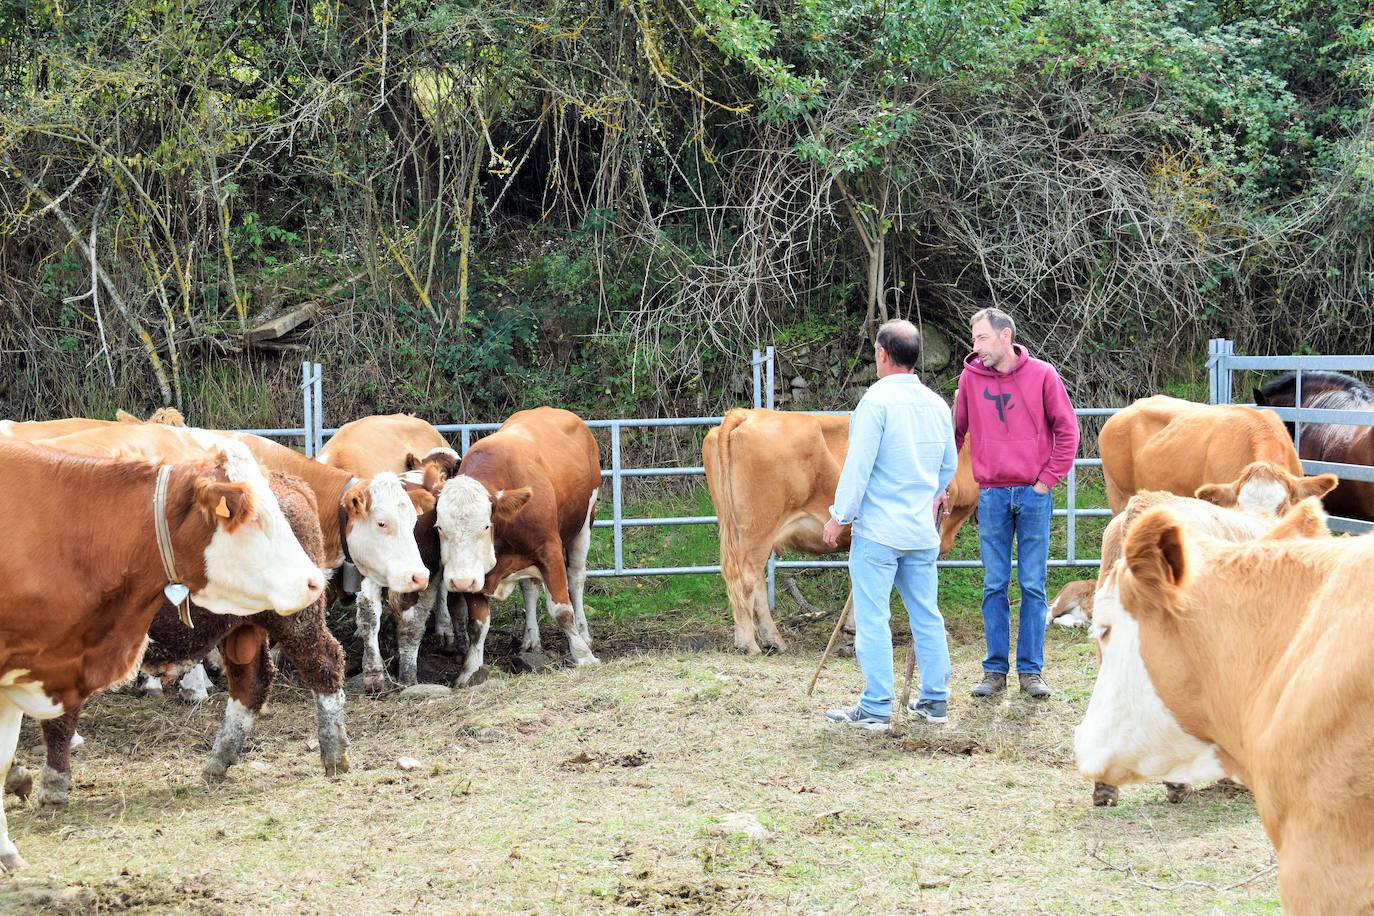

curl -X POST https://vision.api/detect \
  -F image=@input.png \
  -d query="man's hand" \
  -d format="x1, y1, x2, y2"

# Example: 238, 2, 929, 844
932, 491, 949, 523
1033, 481, 1050, 495
823, 518, 844, 549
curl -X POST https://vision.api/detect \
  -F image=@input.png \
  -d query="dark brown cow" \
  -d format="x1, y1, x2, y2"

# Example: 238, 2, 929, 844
0, 438, 323, 871
21, 472, 350, 807
434, 407, 601, 685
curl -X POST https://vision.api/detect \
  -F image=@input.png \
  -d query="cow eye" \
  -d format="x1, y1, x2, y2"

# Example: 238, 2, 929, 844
484, 523, 491, 532
377, 520, 390, 532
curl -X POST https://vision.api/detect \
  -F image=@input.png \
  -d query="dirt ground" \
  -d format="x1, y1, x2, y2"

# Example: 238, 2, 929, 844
0, 610, 1278, 915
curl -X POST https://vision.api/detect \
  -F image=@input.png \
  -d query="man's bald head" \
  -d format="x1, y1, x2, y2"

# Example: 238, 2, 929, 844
875, 320, 922, 370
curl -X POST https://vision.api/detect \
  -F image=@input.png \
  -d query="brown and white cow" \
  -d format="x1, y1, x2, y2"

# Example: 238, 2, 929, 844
0, 438, 323, 871
435, 407, 601, 684
1074, 498, 1374, 910
1049, 462, 1338, 628
1099, 396, 1304, 514
319, 415, 460, 689
33, 423, 429, 598
702, 409, 976, 655
21, 471, 349, 806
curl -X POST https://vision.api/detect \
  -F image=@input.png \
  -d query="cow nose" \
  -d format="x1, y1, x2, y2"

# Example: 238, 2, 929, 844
306, 576, 324, 602
448, 576, 479, 593
411, 572, 429, 591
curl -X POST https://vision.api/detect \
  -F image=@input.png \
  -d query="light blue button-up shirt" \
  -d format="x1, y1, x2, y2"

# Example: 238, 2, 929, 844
829, 373, 959, 551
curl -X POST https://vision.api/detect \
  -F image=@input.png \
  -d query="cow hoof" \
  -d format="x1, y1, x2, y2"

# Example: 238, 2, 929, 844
203, 761, 229, 783
1092, 782, 1120, 807
0, 852, 26, 873
520, 641, 544, 654
574, 654, 601, 667
36, 767, 70, 808
178, 689, 209, 704
1165, 782, 1190, 804
35, 787, 68, 808
362, 668, 386, 694
4, 768, 32, 802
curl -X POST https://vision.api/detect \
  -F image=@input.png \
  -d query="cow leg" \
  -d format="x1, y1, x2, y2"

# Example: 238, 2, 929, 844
177, 663, 212, 703
538, 544, 598, 666
456, 595, 491, 686
205, 626, 273, 782
35, 708, 80, 807
520, 579, 543, 653
142, 675, 165, 698
394, 583, 437, 687
1093, 782, 1120, 807
752, 563, 787, 654
3, 765, 31, 802
265, 601, 350, 776
431, 580, 456, 650
314, 691, 350, 777
355, 577, 387, 693
0, 697, 25, 872
568, 489, 597, 644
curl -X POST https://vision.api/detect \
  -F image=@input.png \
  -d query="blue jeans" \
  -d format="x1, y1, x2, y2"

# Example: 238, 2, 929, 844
977, 485, 1052, 675
849, 536, 951, 717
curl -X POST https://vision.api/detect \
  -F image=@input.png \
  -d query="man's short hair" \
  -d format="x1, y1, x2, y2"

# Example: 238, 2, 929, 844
971, 307, 1016, 341
875, 319, 922, 369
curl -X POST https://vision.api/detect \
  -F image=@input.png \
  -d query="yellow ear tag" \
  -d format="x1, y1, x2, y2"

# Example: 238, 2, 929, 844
215, 496, 231, 518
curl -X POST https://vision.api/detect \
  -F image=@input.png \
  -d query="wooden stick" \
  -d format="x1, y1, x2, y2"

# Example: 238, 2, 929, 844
807, 592, 854, 696
898, 637, 917, 717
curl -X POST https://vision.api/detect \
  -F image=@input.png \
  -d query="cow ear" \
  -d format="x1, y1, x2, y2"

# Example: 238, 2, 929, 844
405, 452, 423, 472
491, 486, 534, 525
1194, 482, 1238, 507
115, 409, 140, 424
1263, 497, 1329, 541
197, 479, 256, 531
1124, 507, 1190, 596
344, 480, 372, 520
1253, 387, 1267, 406
1295, 473, 1338, 500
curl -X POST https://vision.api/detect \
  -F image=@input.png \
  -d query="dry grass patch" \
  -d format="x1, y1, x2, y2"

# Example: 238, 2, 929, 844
3, 628, 1278, 914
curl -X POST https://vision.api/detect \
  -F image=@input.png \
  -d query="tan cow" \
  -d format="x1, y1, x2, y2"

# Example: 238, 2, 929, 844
0, 407, 186, 442
0, 438, 323, 871
319, 413, 451, 477
1099, 395, 1305, 514
435, 407, 601, 684
1049, 462, 1338, 627
1075, 498, 1374, 911
702, 409, 976, 655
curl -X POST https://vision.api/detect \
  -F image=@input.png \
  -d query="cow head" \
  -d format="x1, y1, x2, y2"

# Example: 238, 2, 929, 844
435, 474, 533, 593
187, 441, 325, 615
341, 473, 429, 593
1194, 461, 1338, 516
1073, 507, 1229, 789
404, 447, 460, 493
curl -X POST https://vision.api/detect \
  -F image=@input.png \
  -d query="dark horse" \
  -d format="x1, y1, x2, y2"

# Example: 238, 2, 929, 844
1255, 371, 1374, 521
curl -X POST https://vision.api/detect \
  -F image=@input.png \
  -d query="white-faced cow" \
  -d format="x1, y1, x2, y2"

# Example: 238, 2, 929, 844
0, 438, 323, 871
19, 471, 350, 806
1075, 498, 1374, 911
319, 415, 460, 690
435, 407, 601, 685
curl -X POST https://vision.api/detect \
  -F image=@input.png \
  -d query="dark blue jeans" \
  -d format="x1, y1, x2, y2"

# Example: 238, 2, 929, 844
977, 485, 1052, 675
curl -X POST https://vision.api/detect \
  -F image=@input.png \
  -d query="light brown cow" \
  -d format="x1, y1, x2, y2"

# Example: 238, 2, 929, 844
1075, 498, 1374, 911
318, 414, 460, 689
702, 409, 976, 655
0, 407, 186, 442
0, 438, 323, 871
1098, 396, 1304, 514
434, 407, 601, 685
1049, 462, 1338, 628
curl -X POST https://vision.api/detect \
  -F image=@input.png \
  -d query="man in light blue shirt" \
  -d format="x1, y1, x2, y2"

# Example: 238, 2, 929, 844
821, 320, 958, 730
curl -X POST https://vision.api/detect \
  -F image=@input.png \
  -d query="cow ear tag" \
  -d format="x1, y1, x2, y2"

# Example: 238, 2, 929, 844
215, 496, 231, 518
164, 583, 191, 605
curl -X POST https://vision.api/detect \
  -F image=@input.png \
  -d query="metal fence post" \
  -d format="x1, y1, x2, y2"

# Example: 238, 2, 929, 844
752, 349, 762, 409
1207, 338, 1221, 405
765, 345, 778, 607
301, 361, 315, 457
1066, 462, 1078, 564
611, 421, 624, 574
313, 362, 324, 456
765, 345, 776, 410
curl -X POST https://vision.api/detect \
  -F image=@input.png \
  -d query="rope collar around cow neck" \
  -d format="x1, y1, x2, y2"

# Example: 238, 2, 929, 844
154, 464, 195, 628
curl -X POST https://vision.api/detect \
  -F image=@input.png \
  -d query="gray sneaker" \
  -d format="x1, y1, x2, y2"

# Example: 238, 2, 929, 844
1019, 673, 1052, 699
906, 699, 948, 724
971, 672, 1007, 698
824, 705, 890, 732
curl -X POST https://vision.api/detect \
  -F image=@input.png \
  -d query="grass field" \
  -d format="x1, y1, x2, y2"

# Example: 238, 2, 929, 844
0, 480, 1281, 914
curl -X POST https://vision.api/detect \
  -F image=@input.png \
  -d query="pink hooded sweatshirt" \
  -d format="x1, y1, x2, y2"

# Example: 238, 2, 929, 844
954, 344, 1080, 489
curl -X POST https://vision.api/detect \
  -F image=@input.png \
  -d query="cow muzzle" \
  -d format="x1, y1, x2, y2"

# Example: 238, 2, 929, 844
447, 575, 482, 594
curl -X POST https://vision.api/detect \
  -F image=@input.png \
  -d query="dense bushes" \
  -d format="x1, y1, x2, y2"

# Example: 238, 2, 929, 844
1, 0, 1370, 422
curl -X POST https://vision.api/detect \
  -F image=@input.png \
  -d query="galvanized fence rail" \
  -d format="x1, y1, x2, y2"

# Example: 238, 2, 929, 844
254, 349, 1117, 609
1209, 338, 1374, 535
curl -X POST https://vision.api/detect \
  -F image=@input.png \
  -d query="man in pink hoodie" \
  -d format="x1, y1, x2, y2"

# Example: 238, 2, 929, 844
954, 308, 1079, 699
